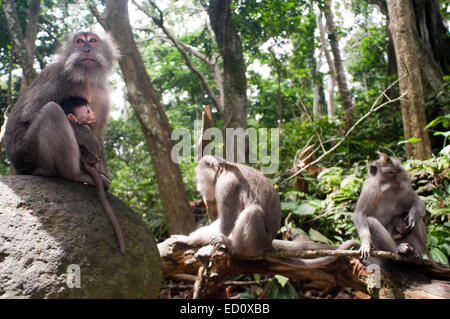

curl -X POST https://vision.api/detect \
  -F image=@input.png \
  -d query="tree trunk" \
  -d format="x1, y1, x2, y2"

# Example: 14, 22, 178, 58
412, 0, 450, 75
386, 0, 432, 159
208, 0, 247, 130
367, 0, 448, 91
312, 54, 327, 118
2, 0, 40, 92
104, 0, 196, 235
323, 0, 354, 120
317, 9, 336, 120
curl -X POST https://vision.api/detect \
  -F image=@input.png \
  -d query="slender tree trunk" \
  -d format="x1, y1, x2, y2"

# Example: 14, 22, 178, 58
104, 0, 196, 234
208, 0, 247, 130
269, 49, 283, 130
312, 54, 327, 118
386, 0, 432, 159
323, 0, 353, 120
2, 0, 40, 92
316, 9, 336, 120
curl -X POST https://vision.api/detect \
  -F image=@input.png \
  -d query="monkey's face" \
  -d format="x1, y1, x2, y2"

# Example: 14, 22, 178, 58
58, 31, 119, 83
73, 33, 102, 68
73, 104, 97, 125
377, 165, 407, 192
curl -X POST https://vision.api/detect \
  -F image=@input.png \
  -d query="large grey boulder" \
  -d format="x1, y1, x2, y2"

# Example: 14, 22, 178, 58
0, 175, 162, 298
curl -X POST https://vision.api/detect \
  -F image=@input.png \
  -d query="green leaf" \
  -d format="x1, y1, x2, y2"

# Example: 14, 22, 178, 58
293, 202, 318, 216
439, 243, 450, 256
274, 275, 290, 288
434, 131, 450, 137
430, 248, 449, 266
281, 202, 298, 211
309, 228, 332, 244
397, 137, 422, 145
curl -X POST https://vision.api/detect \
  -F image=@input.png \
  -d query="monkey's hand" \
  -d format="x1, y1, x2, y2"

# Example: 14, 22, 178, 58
406, 211, 417, 229
396, 242, 414, 255
359, 240, 371, 259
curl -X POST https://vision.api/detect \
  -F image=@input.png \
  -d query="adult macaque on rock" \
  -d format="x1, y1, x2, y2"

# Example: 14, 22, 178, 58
60, 96, 125, 254
4, 31, 118, 188
353, 153, 449, 272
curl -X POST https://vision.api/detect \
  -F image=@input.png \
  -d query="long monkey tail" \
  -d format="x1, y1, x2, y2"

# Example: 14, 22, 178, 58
423, 248, 450, 273
266, 240, 360, 270
85, 164, 126, 254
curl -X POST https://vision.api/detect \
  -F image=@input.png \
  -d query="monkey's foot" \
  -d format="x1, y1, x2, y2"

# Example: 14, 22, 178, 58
194, 235, 231, 259
210, 234, 232, 250
350, 258, 370, 277
195, 245, 217, 258
396, 242, 414, 255
170, 235, 191, 246
359, 241, 371, 259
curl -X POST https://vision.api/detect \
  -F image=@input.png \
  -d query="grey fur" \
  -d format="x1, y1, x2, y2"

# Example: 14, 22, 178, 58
4, 31, 118, 186
175, 155, 281, 257
353, 153, 449, 272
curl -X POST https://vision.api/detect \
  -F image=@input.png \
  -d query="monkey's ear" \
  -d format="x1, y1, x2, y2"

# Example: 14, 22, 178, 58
377, 152, 392, 164
67, 113, 78, 123
369, 165, 378, 176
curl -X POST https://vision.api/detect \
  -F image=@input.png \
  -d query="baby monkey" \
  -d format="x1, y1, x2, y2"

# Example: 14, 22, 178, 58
60, 96, 126, 254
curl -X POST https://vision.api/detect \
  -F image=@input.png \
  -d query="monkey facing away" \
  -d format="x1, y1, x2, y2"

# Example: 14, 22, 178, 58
60, 96, 125, 254
4, 31, 118, 188
174, 155, 359, 269
353, 153, 449, 272
174, 155, 281, 257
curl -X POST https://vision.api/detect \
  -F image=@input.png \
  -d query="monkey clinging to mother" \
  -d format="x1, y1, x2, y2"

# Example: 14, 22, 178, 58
3, 31, 119, 188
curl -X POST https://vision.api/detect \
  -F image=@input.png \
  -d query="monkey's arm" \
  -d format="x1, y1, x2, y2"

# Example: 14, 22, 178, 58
352, 184, 374, 258
17, 64, 65, 122
352, 211, 372, 258
406, 191, 426, 229
215, 172, 242, 236
70, 123, 101, 162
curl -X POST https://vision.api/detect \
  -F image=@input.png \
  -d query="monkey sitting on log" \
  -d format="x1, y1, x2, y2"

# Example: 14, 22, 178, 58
174, 155, 281, 257
174, 155, 359, 269
60, 96, 125, 254
353, 153, 449, 272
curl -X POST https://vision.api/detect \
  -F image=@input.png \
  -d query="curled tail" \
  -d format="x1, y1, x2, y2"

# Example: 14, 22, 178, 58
267, 240, 360, 270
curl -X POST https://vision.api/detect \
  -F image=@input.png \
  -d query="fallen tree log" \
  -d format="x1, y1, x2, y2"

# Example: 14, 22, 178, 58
158, 236, 450, 299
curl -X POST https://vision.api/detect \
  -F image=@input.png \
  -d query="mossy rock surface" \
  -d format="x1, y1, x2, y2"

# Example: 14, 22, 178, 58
0, 175, 162, 298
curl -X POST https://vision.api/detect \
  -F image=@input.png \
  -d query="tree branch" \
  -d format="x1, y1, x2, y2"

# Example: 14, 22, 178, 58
2, 0, 38, 85
280, 77, 406, 186
132, 0, 224, 115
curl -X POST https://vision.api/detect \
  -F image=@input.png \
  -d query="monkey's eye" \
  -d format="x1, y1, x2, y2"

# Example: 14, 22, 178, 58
76, 38, 84, 44
88, 38, 97, 43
